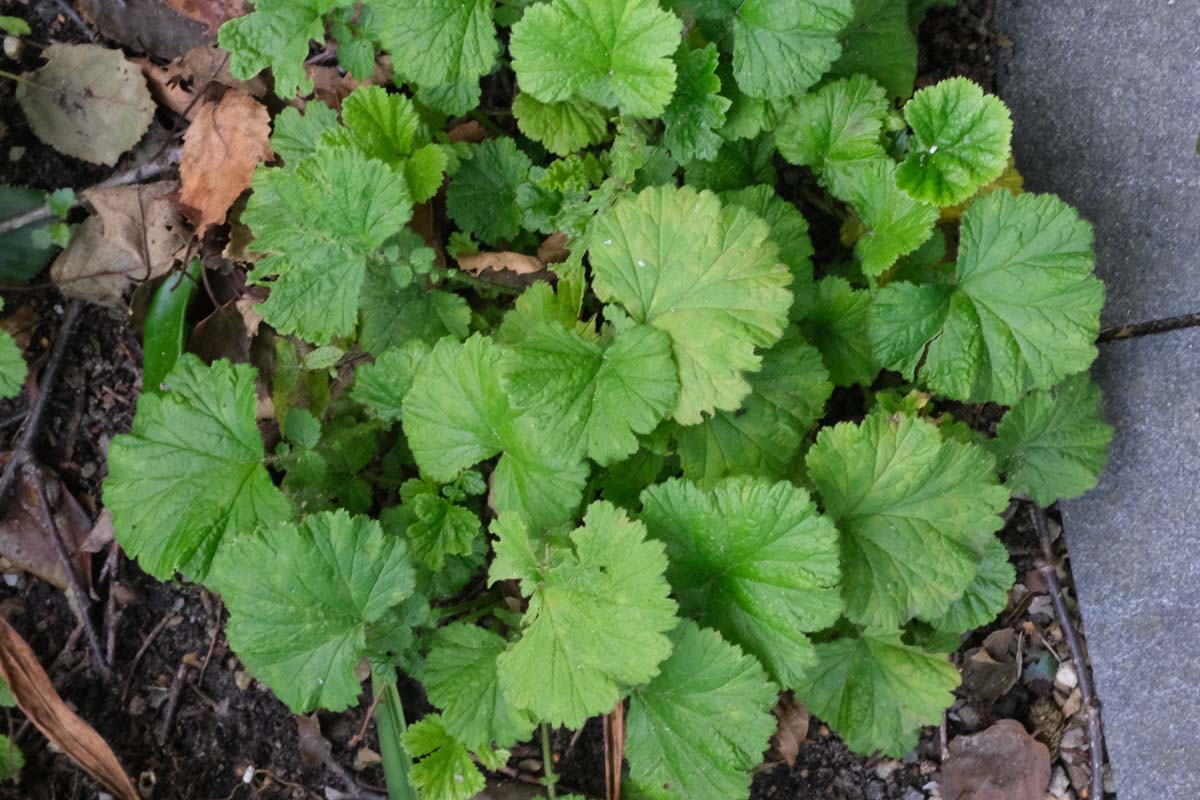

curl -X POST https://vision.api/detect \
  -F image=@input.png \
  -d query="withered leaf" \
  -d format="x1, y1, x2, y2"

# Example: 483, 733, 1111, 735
457, 251, 544, 276
766, 692, 810, 766
0, 458, 91, 592
16, 44, 155, 166
181, 90, 272, 236
51, 182, 186, 307
165, 0, 247, 33
0, 617, 138, 800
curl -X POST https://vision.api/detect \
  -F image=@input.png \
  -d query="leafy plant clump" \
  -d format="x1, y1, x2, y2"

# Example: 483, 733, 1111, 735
101, 1, 1114, 798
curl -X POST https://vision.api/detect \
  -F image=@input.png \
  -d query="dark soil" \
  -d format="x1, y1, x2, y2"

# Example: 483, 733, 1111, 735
0, 1, 1107, 799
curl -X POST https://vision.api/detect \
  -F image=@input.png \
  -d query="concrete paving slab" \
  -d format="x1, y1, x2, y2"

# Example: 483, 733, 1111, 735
995, 0, 1200, 327
995, 4, 1200, 797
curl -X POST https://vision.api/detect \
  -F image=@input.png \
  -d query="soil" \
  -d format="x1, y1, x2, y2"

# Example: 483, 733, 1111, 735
0, 1, 1108, 799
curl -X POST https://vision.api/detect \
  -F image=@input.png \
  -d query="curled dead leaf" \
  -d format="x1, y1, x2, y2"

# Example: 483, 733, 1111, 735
457, 251, 544, 276
51, 181, 186, 307
538, 232, 571, 266
180, 90, 272, 236
0, 457, 91, 592
0, 617, 138, 800
766, 692, 810, 767
941, 720, 1051, 800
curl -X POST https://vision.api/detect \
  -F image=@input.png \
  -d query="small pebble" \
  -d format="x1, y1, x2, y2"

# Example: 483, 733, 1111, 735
1055, 661, 1079, 690
9, 146, 25, 162
903, 789, 925, 800
874, 759, 902, 780
2, 36, 19, 60
234, 670, 252, 691
1049, 766, 1071, 797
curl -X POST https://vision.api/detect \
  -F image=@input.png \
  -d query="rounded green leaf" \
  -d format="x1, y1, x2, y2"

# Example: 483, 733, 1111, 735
928, 535, 1016, 635
988, 374, 1114, 505
445, 139, 532, 246
729, 0, 854, 100
509, 0, 682, 117
869, 191, 1103, 404
896, 78, 1013, 207
489, 502, 679, 728
794, 630, 960, 757
627, 622, 777, 800
373, 0, 499, 89
210, 510, 416, 713
512, 94, 610, 157
589, 185, 793, 424
104, 356, 291, 581
639, 477, 842, 687
806, 411, 1010, 628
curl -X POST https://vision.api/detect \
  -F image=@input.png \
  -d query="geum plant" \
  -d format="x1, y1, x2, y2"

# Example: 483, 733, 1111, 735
102, 0, 1114, 798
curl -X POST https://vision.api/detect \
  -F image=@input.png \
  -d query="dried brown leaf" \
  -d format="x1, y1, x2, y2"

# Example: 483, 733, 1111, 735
457, 251, 544, 275
0, 458, 91, 592
180, 90, 271, 236
766, 692, 810, 766
941, 720, 1051, 800
165, 0, 246, 32
537, 232, 570, 266
77, 0, 210, 61
0, 617, 139, 799
295, 714, 331, 766
52, 182, 186, 307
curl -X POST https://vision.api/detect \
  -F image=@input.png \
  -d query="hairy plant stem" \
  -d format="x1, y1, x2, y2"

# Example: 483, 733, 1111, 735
373, 669, 418, 800
541, 723, 558, 799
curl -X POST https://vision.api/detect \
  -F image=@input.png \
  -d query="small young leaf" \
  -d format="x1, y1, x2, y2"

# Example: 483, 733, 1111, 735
446, 139, 533, 246
218, 0, 349, 99
373, 0, 499, 90
269, 103, 340, 169
502, 322, 680, 466
896, 78, 1013, 206
105, 356, 291, 581
662, 43, 732, 164
639, 477, 842, 686
210, 510, 415, 713
402, 714, 487, 800
928, 535, 1015, 635
358, 261, 470, 355
806, 411, 1009, 628
801, 277, 878, 387
684, 133, 777, 193
842, 160, 939, 277
142, 261, 201, 393
726, 0, 854, 99
589, 185, 793, 424
794, 630, 960, 757
407, 493, 481, 571
677, 330, 831, 486
988, 374, 1114, 504
509, 0, 683, 117
244, 146, 412, 343
0, 735, 21, 783
869, 191, 1102, 404
0, 299, 27, 400
489, 502, 678, 728
350, 342, 431, 422
424, 623, 536, 750
775, 74, 889, 199
627, 621, 777, 800
332, 86, 426, 162
513, 94, 610, 157
829, 0, 918, 99
403, 335, 587, 531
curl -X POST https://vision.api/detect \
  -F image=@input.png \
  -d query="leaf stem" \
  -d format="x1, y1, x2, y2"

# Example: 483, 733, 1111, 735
373, 670, 418, 800
468, 109, 507, 138
541, 722, 558, 799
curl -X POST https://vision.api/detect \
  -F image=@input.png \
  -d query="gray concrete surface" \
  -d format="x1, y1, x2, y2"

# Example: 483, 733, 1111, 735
996, 2, 1200, 797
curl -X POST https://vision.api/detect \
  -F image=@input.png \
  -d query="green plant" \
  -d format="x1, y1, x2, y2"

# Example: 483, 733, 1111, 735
102, 1, 1113, 798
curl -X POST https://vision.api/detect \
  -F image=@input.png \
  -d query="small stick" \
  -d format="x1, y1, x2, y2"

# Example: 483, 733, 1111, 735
602, 701, 625, 800
0, 147, 183, 238
104, 541, 120, 666
47, 621, 84, 674
1030, 504, 1106, 800
347, 689, 384, 749
196, 608, 221, 686
121, 613, 173, 701
50, 0, 98, 41
1098, 311, 1200, 343
0, 300, 82, 506
157, 659, 190, 742
26, 465, 109, 680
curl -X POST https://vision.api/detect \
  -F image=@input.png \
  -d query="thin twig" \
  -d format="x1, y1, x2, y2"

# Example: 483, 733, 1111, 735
1098, 311, 1200, 342
0, 146, 183, 238
104, 541, 120, 666
1029, 504, 1106, 800
347, 689, 384, 749
603, 701, 625, 800
157, 659, 190, 742
50, 0, 98, 41
0, 300, 82, 506
26, 464, 109, 679
121, 613, 173, 702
